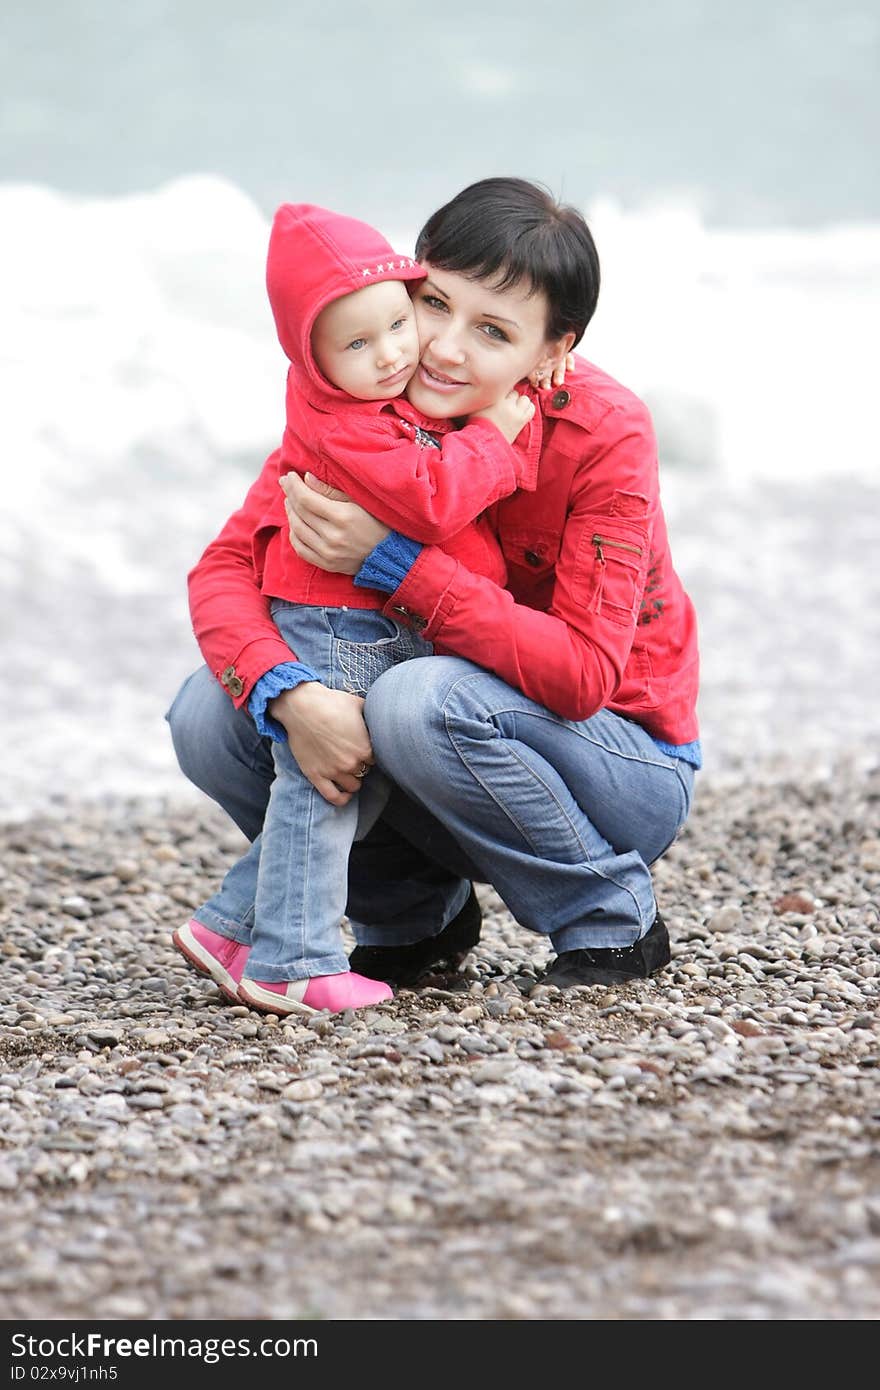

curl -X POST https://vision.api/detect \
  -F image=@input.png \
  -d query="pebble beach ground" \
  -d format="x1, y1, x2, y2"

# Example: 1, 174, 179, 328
1, 761, 878, 1321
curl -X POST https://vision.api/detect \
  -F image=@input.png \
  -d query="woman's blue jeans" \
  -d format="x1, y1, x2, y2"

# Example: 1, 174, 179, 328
167, 658, 694, 955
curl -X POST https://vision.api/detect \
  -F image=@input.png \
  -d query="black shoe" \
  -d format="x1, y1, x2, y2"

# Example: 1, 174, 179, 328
543, 913, 671, 988
348, 886, 482, 987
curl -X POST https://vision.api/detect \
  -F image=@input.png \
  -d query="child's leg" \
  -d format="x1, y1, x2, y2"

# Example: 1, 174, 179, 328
237, 604, 428, 1012
175, 604, 427, 1009
177, 789, 388, 1011
173, 832, 262, 1000
245, 731, 356, 980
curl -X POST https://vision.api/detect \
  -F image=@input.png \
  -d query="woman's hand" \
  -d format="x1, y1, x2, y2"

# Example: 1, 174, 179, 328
281, 471, 390, 575
268, 682, 374, 805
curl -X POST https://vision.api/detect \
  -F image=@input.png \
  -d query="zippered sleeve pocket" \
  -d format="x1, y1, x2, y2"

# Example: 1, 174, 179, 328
572, 515, 650, 626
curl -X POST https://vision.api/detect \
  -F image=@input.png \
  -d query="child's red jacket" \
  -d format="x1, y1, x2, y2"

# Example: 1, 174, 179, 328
231, 203, 537, 613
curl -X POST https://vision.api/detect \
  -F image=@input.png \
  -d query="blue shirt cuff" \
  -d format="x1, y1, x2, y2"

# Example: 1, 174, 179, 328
354, 531, 424, 593
652, 738, 703, 769
248, 662, 319, 741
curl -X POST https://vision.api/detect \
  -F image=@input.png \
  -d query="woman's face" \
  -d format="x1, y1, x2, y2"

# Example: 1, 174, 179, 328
405, 265, 561, 419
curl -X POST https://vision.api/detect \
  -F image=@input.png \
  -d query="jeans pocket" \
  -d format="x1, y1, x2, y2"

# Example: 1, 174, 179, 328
324, 609, 402, 646
335, 634, 417, 695
324, 609, 416, 696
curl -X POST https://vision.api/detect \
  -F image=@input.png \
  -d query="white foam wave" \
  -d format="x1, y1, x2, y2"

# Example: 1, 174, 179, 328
584, 198, 880, 479
0, 176, 283, 596
2, 176, 876, 524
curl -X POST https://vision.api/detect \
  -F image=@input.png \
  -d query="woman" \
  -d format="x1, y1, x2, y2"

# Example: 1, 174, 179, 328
168, 177, 700, 992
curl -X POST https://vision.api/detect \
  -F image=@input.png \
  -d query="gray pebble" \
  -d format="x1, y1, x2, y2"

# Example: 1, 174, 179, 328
60, 897, 92, 920
124, 1093, 165, 1110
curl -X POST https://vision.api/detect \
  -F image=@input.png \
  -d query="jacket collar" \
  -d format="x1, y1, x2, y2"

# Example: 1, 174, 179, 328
516, 385, 544, 487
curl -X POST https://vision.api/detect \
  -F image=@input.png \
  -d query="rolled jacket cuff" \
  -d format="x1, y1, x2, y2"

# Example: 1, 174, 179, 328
354, 531, 424, 593
248, 661, 319, 741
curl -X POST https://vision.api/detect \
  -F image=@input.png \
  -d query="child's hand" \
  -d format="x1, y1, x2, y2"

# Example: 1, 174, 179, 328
473, 389, 536, 444
529, 352, 576, 390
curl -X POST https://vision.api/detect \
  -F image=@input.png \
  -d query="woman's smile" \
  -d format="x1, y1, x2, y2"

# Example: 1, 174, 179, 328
416, 361, 468, 390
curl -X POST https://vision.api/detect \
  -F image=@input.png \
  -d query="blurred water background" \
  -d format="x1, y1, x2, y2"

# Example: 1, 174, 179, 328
2, 0, 878, 817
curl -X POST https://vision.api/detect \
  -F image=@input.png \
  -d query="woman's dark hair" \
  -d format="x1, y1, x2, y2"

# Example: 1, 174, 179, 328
415, 177, 600, 346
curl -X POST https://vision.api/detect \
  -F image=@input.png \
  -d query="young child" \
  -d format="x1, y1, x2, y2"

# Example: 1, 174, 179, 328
173, 203, 537, 1015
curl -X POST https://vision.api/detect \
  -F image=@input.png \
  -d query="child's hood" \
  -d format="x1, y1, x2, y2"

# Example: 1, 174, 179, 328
266, 203, 426, 399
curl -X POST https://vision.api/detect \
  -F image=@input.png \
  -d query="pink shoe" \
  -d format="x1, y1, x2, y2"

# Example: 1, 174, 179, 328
172, 919, 250, 1002
238, 970, 393, 1016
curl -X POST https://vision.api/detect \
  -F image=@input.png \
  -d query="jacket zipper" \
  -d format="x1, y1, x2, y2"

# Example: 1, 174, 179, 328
592, 533, 643, 562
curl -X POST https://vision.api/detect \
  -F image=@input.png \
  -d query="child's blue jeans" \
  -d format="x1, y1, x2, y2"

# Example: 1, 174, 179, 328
193, 602, 431, 981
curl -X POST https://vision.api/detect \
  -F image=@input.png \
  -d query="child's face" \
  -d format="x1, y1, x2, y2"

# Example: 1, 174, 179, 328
311, 280, 420, 401
405, 266, 557, 419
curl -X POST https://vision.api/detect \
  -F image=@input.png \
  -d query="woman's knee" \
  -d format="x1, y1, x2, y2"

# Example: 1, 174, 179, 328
364, 657, 501, 770
365, 658, 466, 758
166, 665, 265, 790
166, 668, 213, 781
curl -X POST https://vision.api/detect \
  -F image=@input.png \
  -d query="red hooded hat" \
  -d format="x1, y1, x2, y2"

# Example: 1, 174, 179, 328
266, 203, 426, 406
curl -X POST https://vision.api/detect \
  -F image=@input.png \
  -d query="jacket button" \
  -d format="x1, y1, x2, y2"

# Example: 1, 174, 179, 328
220, 665, 244, 698
524, 550, 543, 567
551, 389, 571, 409
393, 603, 427, 631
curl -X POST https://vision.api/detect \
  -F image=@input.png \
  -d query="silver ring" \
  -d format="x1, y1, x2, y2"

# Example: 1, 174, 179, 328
356, 763, 369, 779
